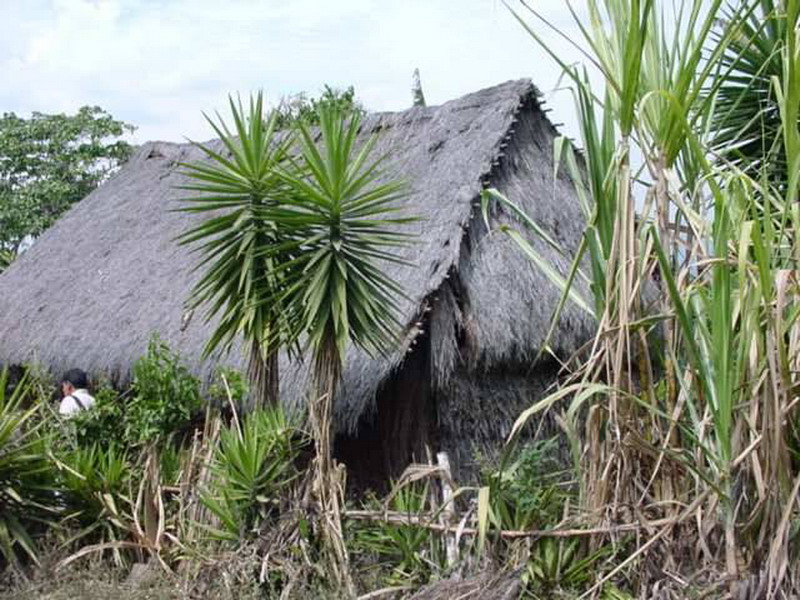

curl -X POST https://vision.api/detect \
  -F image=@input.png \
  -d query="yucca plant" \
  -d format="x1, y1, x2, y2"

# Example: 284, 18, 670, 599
181, 92, 412, 593
178, 94, 297, 408
200, 406, 300, 543
269, 104, 413, 594
276, 105, 413, 402
0, 369, 55, 568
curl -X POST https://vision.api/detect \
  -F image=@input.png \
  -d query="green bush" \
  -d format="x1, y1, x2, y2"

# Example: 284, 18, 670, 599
483, 438, 572, 533
201, 406, 301, 543
125, 337, 201, 446
43, 339, 204, 565
0, 369, 56, 567
207, 367, 248, 410
66, 337, 201, 451
349, 482, 445, 587
68, 385, 127, 450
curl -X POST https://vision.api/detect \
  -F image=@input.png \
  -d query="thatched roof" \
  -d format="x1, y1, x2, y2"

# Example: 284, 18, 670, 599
0, 79, 591, 432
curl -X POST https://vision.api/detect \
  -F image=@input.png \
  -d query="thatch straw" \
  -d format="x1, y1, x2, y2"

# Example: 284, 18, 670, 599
0, 79, 590, 436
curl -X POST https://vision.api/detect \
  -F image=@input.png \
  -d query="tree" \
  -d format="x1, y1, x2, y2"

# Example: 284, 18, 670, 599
180, 94, 412, 594
276, 105, 413, 594
0, 106, 135, 256
178, 95, 296, 408
273, 84, 364, 129
279, 106, 412, 406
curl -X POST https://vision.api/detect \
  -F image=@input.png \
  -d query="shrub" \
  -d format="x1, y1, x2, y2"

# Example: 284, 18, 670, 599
68, 385, 127, 450
125, 336, 201, 446
201, 406, 301, 543
0, 369, 56, 567
207, 367, 248, 411
64, 338, 201, 452
483, 438, 572, 534
349, 482, 445, 587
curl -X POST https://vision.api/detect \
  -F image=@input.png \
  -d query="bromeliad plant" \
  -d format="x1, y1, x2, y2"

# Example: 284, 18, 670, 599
52, 443, 134, 566
350, 482, 444, 587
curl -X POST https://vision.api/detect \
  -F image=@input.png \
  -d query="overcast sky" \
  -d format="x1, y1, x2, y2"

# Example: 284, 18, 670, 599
1, 1, 590, 144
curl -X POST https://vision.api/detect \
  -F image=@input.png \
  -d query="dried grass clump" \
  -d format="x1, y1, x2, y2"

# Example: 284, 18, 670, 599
409, 569, 522, 600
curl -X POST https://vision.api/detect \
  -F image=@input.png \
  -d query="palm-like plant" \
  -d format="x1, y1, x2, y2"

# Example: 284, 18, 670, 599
182, 95, 412, 592
274, 105, 413, 594
277, 106, 412, 400
0, 369, 55, 567
178, 94, 296, 408
709, 0, 786, 186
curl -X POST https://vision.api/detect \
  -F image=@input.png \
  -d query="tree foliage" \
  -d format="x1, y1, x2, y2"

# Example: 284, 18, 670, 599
0, 106, 134, 254
273, 84, 364, 129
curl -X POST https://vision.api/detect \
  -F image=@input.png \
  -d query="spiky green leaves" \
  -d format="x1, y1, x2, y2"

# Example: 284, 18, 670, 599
0, 369, 54, 566
178, 94, 297, 360
709, 1, 786, 186
179, 95, 413, 398
275, 107, 414, 363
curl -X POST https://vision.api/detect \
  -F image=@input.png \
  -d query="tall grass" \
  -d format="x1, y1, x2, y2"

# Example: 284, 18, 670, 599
489, 0, 800, 595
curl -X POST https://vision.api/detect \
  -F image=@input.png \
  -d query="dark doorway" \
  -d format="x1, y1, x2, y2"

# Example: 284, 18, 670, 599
334, 332, 435, 493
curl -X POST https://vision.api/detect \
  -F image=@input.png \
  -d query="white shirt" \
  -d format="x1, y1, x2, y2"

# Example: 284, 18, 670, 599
59, 389, 96, 416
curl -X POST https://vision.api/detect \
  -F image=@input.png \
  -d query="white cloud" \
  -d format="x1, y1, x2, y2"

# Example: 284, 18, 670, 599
0, 0, 594, 144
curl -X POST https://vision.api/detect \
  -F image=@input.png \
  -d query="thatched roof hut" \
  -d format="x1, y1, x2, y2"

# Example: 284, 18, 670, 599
0, 79, 590, 483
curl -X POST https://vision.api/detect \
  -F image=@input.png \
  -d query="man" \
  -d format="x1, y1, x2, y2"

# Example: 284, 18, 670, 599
59, 368, 96, 416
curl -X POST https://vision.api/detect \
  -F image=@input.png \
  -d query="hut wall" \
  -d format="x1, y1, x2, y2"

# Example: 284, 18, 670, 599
435, 363, 562, 482
334, 330, 435, 491
427, 93, 588, 480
